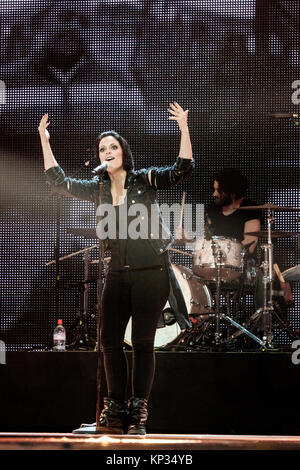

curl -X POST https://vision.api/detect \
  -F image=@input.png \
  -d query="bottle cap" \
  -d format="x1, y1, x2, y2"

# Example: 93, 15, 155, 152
57, 319, 63, 325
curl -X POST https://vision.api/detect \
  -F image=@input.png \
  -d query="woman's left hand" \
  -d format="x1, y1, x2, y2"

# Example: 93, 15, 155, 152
168, 102, 189, 130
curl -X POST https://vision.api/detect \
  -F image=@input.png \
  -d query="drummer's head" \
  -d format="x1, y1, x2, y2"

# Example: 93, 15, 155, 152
95, 130, 134, 173
213, 169, 248, 206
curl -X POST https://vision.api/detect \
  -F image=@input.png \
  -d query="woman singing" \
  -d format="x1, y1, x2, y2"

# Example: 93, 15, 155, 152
38, 102, 193, 435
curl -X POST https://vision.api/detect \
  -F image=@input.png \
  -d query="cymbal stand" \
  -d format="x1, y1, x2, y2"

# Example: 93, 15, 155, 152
263, 208, 274, 346
96, 241, 105, 430
72, 239, 106, 434
212, 240, 266, 348
68, 251, 96, 350
255, 208, 277, 348
212, 239, 223, 344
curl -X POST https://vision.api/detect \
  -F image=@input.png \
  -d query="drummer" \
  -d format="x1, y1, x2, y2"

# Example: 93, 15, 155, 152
205, 168, 262, 254
176, 168, 262, 255
176, 168, 263, 309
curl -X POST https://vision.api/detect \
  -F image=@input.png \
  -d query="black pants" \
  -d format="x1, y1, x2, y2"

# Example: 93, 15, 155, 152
100, 264, 170, 403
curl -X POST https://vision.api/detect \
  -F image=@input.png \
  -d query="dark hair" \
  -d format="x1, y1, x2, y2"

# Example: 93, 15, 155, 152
214, 168, 248, 198
95, 130, 134, 172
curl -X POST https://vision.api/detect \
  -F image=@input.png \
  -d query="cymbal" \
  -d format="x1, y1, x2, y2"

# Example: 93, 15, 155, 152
282, 265, 300, 282
239, 203, 300, 212
245, 230, 299, 238
66, 228, 98, 239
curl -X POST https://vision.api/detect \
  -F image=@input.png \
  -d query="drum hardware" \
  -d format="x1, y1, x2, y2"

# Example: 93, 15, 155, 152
282, 265, 300, 282
67, 251, 97, 351
65, 227, 98, 239
246, 209, 275, 347
124, 264, 213, 349
239, 203, 300, 212
161, 309, 176, 326
244, 204, 299, 348
209, 239, 266, 348
61, 228, 107, 433
169, 238, 265, 349
226, 300, 298, 345
190, 298, 202, 307
193, 236, 245, 282
245, 230, 299, 239
46, 242, 100, 350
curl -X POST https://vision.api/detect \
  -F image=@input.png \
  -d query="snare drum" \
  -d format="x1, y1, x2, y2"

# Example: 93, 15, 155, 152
193, 236, 244, 282
124, 264, 212, 348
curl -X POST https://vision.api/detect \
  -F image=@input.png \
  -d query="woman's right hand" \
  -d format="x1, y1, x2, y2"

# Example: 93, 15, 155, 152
38, 114, 50, 142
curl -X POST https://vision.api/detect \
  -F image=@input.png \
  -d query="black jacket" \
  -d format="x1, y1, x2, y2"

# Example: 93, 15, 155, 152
45, 157, 194, 329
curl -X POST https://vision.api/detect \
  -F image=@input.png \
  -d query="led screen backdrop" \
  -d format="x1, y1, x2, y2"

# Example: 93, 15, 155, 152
0, 1, 299, 351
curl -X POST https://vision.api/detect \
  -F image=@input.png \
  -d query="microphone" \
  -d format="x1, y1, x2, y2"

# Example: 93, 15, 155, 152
92, 161, 109, 175
269, 112, 299, 119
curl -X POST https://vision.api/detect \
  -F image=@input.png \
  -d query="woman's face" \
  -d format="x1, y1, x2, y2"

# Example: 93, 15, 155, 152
98, 135, 123, 173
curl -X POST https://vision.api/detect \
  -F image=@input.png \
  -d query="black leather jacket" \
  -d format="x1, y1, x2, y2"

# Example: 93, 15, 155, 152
45, 157, 194, 329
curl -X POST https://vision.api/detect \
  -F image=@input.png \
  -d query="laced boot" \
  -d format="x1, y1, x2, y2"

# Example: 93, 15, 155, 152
127, 397, 148, 435
75, 397, 127, 434
96, 397, 128, 434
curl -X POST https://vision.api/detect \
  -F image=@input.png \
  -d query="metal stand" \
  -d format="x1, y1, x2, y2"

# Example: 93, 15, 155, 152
261, 209, 274, 346
211, 239, 265, 348
47, 228, 106, 434
47, 243, 99, 350
72, 238, 106, 434
248, 209, 277, 348
67, 252, 97, 350
95, 241, 105, 430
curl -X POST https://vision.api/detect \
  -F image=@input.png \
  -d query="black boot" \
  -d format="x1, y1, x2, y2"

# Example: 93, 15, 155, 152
97, 397, 128, 434
127, 397, 148, 435
74, 397, 127, 434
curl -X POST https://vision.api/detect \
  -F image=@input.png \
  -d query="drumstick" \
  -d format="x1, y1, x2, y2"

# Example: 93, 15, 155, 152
179, 192, 186, 228
274, 263, 294, 304
169, 247, 193, 257
273, 263, 285, 283
46, 244, 99, 266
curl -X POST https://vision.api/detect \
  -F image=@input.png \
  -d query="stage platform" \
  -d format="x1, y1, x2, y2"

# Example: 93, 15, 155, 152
1, 351, 300, 437
1, 432, 300, 451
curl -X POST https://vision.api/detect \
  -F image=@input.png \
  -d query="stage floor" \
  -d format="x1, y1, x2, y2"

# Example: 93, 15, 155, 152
1, 432, 300, 451
2, 352, 300, 437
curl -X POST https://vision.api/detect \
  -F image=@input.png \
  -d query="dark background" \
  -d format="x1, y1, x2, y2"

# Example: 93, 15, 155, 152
0, 0, 299, 351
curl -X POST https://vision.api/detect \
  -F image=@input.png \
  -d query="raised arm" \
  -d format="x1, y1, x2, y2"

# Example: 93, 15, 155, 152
168, 102, 192, 160
38, 114, 97, 202
38, 114, 58, 171
147, 102, 194, 189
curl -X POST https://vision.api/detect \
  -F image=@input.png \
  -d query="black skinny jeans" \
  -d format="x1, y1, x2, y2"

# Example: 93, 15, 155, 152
100, 264, 170, 403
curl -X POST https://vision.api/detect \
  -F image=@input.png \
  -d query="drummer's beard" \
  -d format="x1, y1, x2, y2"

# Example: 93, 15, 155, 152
214, 192, 233, 207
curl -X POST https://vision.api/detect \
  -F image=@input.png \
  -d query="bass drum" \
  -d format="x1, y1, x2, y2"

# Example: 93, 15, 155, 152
124, 264, 213, 348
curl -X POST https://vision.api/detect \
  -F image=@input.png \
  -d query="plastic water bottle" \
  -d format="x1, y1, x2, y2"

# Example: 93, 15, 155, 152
53, 319, 66, 351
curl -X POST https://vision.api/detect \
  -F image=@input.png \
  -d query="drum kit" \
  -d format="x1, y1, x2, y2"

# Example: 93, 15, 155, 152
47, 203, 300, 352
162, 203, 300, 351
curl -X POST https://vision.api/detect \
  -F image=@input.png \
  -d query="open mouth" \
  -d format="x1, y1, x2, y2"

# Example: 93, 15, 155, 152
106, 157, 115, 161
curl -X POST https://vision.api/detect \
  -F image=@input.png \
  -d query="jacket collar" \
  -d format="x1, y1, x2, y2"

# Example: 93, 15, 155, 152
100, 169, 137, 190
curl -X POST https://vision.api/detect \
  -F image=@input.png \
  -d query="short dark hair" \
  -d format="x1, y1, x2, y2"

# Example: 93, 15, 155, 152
214, 168, 248, 198
95, 130, 134, 172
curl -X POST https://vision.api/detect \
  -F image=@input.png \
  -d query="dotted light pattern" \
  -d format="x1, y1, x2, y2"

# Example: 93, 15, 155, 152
0, 1, 299, 350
